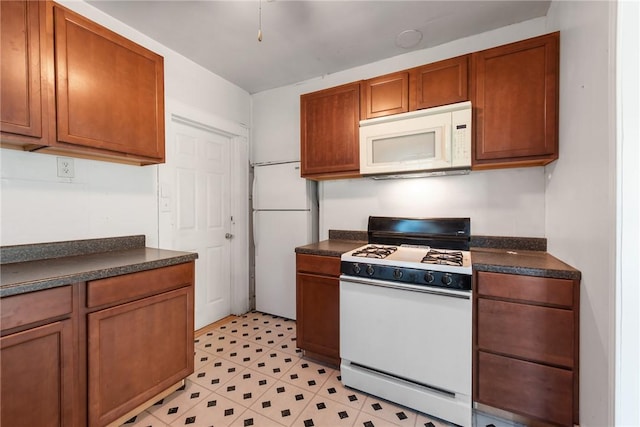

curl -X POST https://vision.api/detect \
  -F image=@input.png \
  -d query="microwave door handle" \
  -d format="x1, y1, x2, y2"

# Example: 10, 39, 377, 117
443, 124, 452, 163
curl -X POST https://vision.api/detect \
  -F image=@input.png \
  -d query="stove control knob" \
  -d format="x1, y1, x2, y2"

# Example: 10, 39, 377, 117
366, 265, 375, 276
424, 271, 435, 284
352, 263, 361, 274
441, 273, 453, 286
393, 269, 403, 279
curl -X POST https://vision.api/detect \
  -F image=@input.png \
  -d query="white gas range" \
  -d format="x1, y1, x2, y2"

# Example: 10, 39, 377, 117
341, 243, 471, 285
340, 217, 473, 427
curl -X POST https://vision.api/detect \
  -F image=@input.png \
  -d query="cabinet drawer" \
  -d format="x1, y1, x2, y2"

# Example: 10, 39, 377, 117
477, 271, 573, 307
477, 351, 573, 426
296, 254, 340, 277
87, 262, 194, 308
477, 298, 574, 367
1, 286, 73, 331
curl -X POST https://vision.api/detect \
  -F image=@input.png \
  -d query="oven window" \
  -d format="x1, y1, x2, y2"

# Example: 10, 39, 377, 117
371, 130, 438, 164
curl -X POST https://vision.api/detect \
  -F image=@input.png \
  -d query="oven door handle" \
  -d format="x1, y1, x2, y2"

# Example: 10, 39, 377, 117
340, 275, 471, 300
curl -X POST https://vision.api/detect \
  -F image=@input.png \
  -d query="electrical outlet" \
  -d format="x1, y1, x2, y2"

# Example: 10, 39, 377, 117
57, 157, 75, 178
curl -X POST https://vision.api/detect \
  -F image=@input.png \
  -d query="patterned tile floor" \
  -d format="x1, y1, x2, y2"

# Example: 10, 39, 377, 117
121, 311, 450, 427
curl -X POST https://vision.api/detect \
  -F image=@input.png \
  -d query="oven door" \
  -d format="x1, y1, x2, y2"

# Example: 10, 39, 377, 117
339, 275, 472, 425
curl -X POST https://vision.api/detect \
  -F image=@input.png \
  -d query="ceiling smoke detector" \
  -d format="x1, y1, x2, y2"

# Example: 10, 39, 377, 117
395, 29, 423, 49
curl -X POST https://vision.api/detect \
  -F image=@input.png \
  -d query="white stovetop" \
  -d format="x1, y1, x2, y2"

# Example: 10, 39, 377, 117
341, 244, 472, 275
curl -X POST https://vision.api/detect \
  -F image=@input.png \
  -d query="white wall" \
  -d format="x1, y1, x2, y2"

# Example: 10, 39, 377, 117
0, 0, 251, 248
320, 169, 545, 239
615, 1, 640, 425
253, 17, 550, 239
0, 149, 157, 245
544, 2, 617, 426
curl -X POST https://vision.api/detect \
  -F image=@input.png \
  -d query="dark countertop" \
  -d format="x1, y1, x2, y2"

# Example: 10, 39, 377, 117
295, 230, 580, 281
295, 239, 367, 257
0, 236, 198, 298
471, 248, 580, 280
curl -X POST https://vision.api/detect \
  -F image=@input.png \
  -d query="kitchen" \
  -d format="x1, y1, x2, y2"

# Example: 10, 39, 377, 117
1, 1, 638, 427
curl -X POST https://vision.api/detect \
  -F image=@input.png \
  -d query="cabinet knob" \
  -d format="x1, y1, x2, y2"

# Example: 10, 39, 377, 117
225, 233, 233, 239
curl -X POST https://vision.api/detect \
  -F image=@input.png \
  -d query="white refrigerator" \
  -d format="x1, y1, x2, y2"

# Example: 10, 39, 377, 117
252, 161, 318, 319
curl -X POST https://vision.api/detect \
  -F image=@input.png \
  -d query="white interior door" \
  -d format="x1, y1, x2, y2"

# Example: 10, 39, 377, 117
171, 120, 232, 328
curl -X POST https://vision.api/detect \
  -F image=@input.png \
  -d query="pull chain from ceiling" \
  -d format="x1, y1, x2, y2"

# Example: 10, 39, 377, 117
258, 0, 263, 42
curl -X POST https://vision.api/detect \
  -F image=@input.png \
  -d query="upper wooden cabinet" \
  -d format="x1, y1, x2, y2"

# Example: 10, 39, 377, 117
300, 82, 361, 179
51, 5, 165, 163
360, 56, 469, 120
299, 32, 560, 179
0, 0, 48, 147
361, 71, 410, 120
410, 55, 469, 110
471, 32, 559, 169
0, 1, 165, 165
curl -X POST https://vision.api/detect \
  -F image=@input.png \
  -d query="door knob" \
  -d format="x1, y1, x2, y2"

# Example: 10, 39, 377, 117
225, 233, 233, 239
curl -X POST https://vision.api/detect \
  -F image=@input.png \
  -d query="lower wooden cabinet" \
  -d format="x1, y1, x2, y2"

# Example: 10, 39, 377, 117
474, 271, 579, 426
88, 287, 193, 425
296, 253, 341, 366
0, 262, 195, 427
86, 262, 195, 426
1, 320, 74, 427
0, 286, 75, 427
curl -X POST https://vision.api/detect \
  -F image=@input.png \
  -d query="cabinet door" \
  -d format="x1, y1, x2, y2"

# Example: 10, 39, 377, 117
1, 320, 74, 427
87, 287, 194, 426
52, 4, 165, 162
296, 272, 340, 365
410, 55, 469, 110
0, 0, 49, 145
361, 71, 409, 119
300, 82, 361, 179
472, 32, 559, 169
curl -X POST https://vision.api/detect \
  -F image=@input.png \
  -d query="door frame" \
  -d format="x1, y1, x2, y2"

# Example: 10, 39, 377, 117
158, 103, 249, 317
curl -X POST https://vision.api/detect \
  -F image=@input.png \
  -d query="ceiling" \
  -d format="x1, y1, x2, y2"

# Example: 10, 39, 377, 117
87, 1, 551, 94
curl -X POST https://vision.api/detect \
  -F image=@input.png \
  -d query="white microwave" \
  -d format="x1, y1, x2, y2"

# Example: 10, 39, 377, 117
359, 101, 472, 177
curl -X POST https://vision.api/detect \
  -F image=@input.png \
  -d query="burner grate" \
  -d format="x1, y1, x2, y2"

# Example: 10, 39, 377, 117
352, 245, 398, 259
421, 249, 464, 267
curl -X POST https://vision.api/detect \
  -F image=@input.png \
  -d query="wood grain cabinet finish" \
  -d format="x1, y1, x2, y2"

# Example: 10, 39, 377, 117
296, 254, 341, 366
410, 55, 469, 110
51, 4, 165, 163
299, 33, 559, 178
0, 0, 49, 146
474, 270, 579, 426
361, 71, 410, 119
300, 82, 361, 180
86, 263, 195, 426
0, 262, 195, 427
477, 351, 573, 427
0, 0, 165, 165
471, 32, 559, 169
360, 56, 468, 120
0, 287, 75, 427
